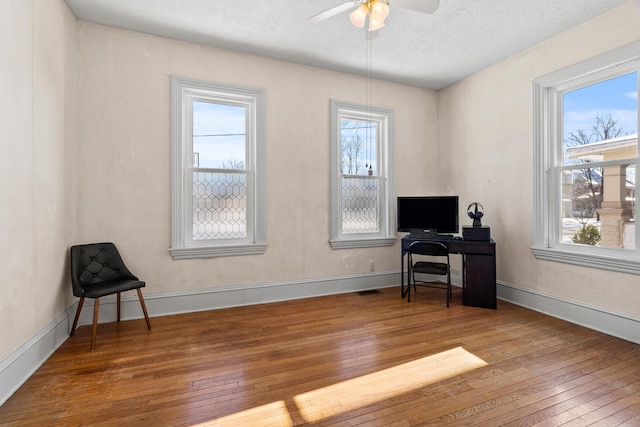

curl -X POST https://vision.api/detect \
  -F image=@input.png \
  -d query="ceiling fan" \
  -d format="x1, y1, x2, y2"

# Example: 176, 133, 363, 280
309, 0, 440, 31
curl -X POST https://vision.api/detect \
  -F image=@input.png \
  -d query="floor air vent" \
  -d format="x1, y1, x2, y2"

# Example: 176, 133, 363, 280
357, 289, 381, 295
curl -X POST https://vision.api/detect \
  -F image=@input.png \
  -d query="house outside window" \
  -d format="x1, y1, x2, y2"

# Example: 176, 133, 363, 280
170, 76, 266, 259
532, 42, 640, 273
330, 100, 396, 249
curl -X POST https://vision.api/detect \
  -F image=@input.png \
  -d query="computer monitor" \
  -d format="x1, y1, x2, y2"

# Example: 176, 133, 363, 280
397, 196, 459, 234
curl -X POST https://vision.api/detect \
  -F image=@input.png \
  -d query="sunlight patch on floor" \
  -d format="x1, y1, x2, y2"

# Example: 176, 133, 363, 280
294, 346, 487, 423
190, 400, 293, 427
190, 346, 487, 426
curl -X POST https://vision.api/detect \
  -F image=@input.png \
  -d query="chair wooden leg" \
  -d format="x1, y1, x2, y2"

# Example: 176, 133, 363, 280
117, 292, 121, 322
91, 298, 99, 351
70, 297, 84, 336
137, 289, 151, 330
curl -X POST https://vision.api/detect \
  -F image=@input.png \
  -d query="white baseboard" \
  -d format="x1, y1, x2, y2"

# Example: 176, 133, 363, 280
0, 271, 399, 406
497, 281, 640, 345
74, 270, 401, 324
0, 305, 74, 407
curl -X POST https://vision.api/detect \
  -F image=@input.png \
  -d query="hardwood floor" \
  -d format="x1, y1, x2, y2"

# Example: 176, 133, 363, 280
1, 287, 639, 426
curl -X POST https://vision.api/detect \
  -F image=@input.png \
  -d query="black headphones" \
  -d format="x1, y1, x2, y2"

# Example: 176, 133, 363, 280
467, 202, 484, 226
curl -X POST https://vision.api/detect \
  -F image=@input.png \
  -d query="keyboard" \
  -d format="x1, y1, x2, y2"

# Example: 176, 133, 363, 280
407, 232, 454, 241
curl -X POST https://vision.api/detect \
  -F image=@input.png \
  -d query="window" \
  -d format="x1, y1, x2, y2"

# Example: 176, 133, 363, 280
170, 76, 266, 259
330, 100, 396, 249
533, 42, 640, 273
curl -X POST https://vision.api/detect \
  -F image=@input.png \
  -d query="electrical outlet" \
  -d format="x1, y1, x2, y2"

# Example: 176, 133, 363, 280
369, 260, 375, 271
451, 268, 461, 277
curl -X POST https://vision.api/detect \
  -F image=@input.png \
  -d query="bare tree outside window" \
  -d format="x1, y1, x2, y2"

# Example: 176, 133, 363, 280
340, 119, 371, 175
341, 133, 365, 175
565, 114, 627, 219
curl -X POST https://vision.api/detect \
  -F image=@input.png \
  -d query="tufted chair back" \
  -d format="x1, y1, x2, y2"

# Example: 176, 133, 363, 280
70, 242, 137, 298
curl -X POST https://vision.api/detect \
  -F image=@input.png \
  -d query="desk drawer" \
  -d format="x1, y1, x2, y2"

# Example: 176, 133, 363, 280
461, 242, 495, 255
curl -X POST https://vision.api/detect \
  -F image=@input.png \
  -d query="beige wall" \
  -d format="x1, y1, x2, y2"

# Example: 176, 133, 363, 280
438, 2, 640, 317
75, 23, 439, 295
0, 0, 77, 361
2, 0, 638, 367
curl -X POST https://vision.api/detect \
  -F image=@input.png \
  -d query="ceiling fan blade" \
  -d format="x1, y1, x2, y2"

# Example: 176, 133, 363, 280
391, 0, 440, 14
309, 1, 357, 23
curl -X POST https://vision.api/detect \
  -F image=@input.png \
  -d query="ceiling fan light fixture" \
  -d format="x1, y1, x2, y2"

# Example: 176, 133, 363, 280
368, 16, 385, 31
349, 4, 369, 28
367, 0, 389, 31
370, 0, 390, 21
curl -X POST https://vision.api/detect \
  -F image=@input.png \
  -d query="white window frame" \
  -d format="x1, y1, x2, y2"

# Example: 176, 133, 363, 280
329, 100, 396, 249
170, 76, 266, 259
532, 41, 640, 274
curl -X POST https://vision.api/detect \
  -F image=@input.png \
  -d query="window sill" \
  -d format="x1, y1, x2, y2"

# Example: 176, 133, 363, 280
531, 246, 640, 275
170, 243, 268, 259
330, 237, 397, 250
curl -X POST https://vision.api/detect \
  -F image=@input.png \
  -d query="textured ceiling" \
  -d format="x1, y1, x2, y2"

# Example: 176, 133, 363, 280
64, 0, 631, 89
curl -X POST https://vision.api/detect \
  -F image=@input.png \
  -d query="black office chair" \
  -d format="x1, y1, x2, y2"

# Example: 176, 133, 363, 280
407, 241, 452, 306
69, 242, 151, 350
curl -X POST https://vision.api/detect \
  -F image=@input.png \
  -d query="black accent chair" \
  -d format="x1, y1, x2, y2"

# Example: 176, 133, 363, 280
407, 241, 452, 306
69, 242, 151, 350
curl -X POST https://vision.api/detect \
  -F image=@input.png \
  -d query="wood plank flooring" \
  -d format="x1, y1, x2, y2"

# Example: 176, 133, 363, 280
1, 287, 639, 426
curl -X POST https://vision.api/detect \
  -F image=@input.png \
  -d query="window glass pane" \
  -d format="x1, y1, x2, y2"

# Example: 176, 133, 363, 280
624, 164, 636, 250
561, 167, 603, 245
193, 171, 247, 240
560, 72, 638, 251
330, 100, 392, 246
561, 165, 635, 249
193, 101, 246, 169
342, 177, 379, 234
563, 72, 638, 165
340, 118, 377, 176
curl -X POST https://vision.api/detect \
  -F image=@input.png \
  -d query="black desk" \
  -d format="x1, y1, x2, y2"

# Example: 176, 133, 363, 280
401, 236, 497, 309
